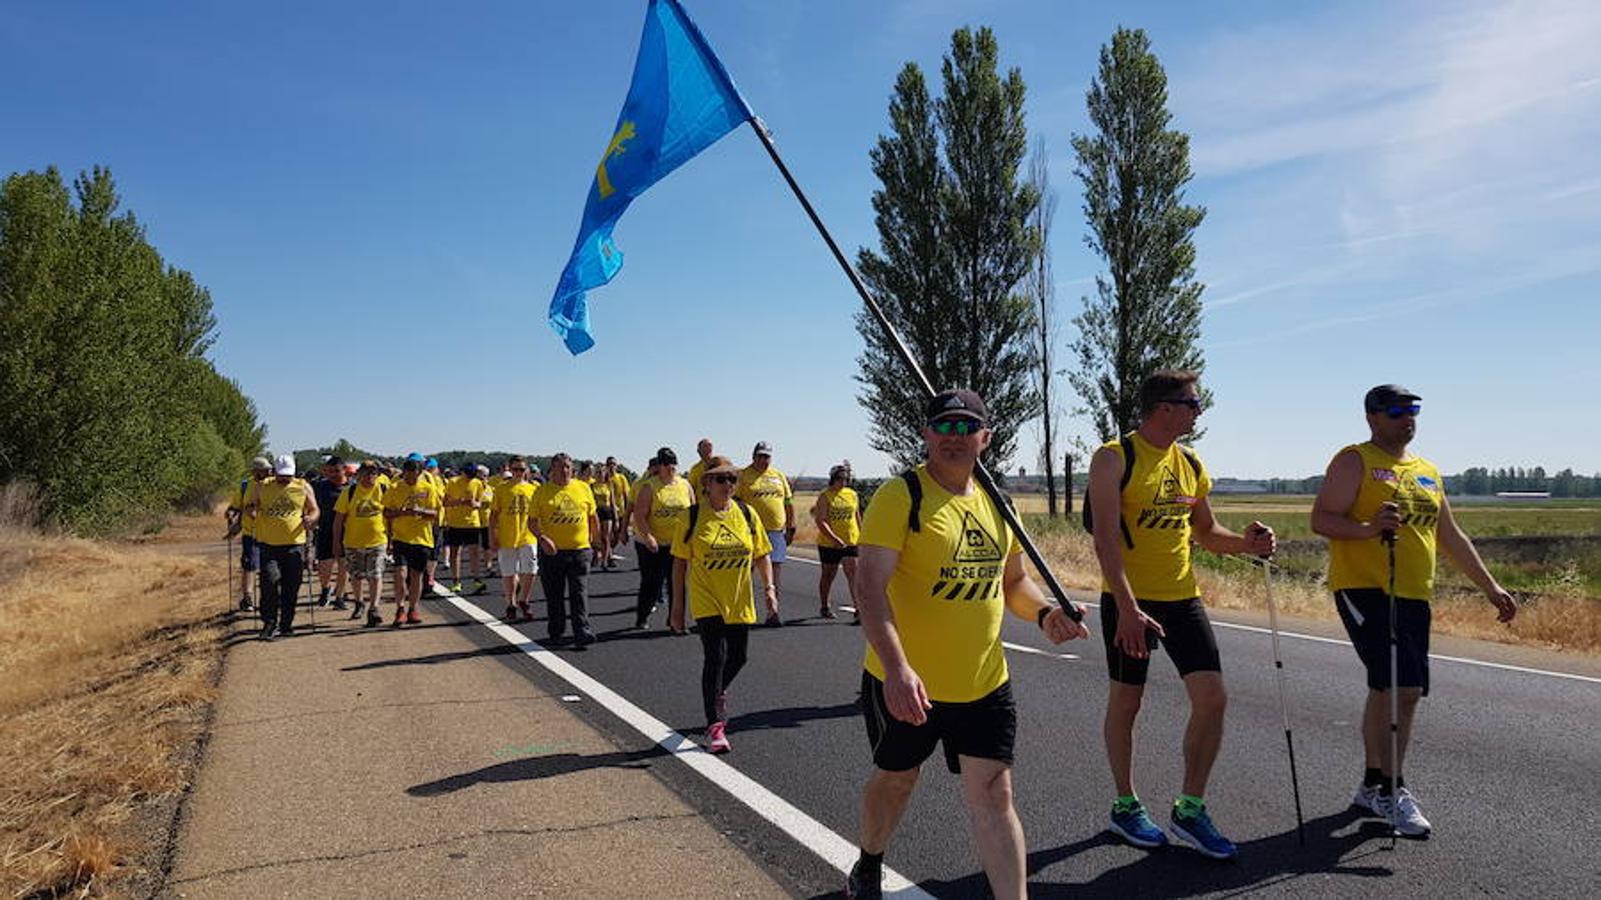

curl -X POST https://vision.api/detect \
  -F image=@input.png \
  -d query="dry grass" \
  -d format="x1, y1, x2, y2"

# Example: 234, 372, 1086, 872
1023, 526, 1601, 656
0, 514, 227, 897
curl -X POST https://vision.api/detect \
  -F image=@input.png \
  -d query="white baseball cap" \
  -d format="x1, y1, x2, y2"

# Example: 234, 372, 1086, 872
273, 454, 296, 476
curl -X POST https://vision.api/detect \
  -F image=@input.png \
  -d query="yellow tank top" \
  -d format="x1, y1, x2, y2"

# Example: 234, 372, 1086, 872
253, 479, 310, 546
1099, 432, 1212, 601
645, 475, 692, 544
1327, 443, 1442, 600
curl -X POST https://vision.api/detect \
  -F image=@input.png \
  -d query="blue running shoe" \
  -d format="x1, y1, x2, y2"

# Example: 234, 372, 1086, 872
1170, 803, 1237, 859
1108, 800, 1168, 848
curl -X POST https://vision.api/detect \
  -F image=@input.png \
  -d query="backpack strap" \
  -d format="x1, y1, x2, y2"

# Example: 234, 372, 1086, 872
899, 469, 923, 533
685, 503, 700, 536
1116, 436, 1137, 549
732, 498, 757, 536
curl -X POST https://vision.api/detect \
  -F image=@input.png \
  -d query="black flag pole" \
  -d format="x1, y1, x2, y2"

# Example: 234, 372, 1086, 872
746, 116, 1085, 622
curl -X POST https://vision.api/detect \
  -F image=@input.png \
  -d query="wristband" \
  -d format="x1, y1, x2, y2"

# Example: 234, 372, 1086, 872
1036, 606, 1054, 629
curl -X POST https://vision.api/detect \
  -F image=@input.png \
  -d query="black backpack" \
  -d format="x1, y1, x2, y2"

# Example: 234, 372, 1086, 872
896, 468, 1013, 538
1081, 434, 1201, 549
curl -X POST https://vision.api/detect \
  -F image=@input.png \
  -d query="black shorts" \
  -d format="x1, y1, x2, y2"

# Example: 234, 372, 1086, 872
1101, 594, 1222, 685
1335, 589, 1432, 695
239, 535, 260, 572
818, 545, 859, 565
860, 672, 1016, 774
444, 526, 487, 548
597, 506, 616, 522
393, 541, 432, 572
314, 524, 337, 561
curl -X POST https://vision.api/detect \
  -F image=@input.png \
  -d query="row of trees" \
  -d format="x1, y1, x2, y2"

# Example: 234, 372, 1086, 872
0, 167, 265, 534
1453, 467, 1601, 497
854, 26, 1204, 514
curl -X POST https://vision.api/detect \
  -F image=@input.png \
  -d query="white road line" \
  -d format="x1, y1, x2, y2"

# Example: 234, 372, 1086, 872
436, 589, 931, 898
801, 553, 1599, 685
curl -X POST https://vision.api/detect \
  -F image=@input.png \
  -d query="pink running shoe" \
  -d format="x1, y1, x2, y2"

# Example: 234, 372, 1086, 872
707, 721, 731, 754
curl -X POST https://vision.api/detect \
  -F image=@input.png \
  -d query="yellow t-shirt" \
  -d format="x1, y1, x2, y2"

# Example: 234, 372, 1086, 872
814, 486, 861, 548
384, 478, 444, 547
532, 480, 597, 551
686, 459, 710, 501
252, 478, 311, 546
611, 472, 631, 508
1327, 442, 1443, 600
642, 475, 692, 544
590, 476, 615, 508
444, 475, 488, 528
735, 466, 792, 531
376, 473, 392, 490
232, 478, 262, 538
673, 502, 771, 624
1100, 433, 1213, 602
334, 482, 388, 550
860, 467, 1021, 703
490, 482, 537, 548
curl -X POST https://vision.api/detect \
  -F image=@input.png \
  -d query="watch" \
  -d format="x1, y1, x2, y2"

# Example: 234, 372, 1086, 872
1036, 606, 1054, 629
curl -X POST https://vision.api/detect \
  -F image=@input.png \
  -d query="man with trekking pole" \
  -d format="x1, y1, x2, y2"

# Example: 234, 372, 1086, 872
1312, 384, 1517, 838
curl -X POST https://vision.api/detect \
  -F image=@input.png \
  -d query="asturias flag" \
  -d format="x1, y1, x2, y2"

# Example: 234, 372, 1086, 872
547, 0, 753, 354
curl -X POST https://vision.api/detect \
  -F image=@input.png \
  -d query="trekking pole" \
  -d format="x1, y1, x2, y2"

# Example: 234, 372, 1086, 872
1383, 526, 1400, 848
226, 535, 235, 616
1259, 554, 1306, 846
306, 543, 317, 635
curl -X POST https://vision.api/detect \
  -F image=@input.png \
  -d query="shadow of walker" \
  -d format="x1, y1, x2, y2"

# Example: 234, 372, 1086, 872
405, 746, 669, 798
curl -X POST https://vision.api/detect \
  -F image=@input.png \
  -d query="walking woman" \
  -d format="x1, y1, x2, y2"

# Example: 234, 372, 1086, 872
812, 464, 862, 621
631, 447, 691, 630
670, 456, 775, 753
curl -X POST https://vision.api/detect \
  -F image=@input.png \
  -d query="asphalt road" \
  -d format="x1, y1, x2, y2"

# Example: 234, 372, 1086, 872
416, 551, 1601, 897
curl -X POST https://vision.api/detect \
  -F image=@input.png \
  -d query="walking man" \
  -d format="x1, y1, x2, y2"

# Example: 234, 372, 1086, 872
489, 456, 539, 622
848, 389, 1089, 900
443, 463, 489, 595
245, 454, 320, 641
531, 453, 600, 649
735, 441, 794, 625
334, 461, 388, 627
687, 438, 715, 500
1311, 384, 1516, 836
383, 458, 443, 627
311, 456, 350, 608
1088, 370, 1275, 859
225, 456, 272, 611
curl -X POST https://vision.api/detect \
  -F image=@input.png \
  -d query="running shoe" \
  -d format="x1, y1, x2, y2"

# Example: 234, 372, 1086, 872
1108, 800, 1168, 848
845, 860, 882, 900
765, 613, 783, 628
364, 611, 382, 628
332, 596, 348, 610
317, 588, 330, 607
406, 610, 423, 625
1374, 788, 1432, 836
259, 624, 276, 642
1351, 782, 1381, 815
450, 581, 465, 594
502, 605, 518, 622
391, 612, 404, 628
706, 721, 731, 754
348, 601, 364, 621
518, 602, 534, 622
820, 605, 837, 619
276, 625, 294, 638
238, 595, 254, 612
470, 579, 488, 596
1170, 803, 1237, 859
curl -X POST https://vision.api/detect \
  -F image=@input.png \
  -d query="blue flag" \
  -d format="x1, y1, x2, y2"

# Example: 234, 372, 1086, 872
547, 0, 753, 354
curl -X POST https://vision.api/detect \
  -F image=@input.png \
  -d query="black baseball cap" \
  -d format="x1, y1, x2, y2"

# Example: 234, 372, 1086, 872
656, 446, 678, 465
1364, 384, 1422, 412
925, 388, 990, 424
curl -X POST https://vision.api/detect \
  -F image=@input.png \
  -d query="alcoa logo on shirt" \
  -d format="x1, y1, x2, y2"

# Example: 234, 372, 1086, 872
930, 512, 1003, 601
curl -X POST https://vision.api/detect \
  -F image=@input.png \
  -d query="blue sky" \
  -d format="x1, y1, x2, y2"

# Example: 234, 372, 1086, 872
4, 0, 1598, 479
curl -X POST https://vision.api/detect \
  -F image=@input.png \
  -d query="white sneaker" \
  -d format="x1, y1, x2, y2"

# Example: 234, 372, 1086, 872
1351, 783, 1380, 814
1374, 787, 1432, 836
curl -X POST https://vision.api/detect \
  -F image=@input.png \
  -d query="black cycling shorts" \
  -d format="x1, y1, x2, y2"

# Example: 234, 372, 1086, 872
818, 545, 859, 565
1335, 589, 1432, 695
444, 526, 487, 548
314, 523, 337, 561
860, 672, 1015, 774
597, 506, 617, 522
393, 541, 432, 572
1101, 594, 1222, 685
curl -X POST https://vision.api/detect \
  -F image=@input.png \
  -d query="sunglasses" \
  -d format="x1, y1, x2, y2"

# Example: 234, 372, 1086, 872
709, 474, 738, 485
509, 467, 527, 473
1379, 404, 1421, 419
929, 419, 982, 436
1162, 397, 1203, 411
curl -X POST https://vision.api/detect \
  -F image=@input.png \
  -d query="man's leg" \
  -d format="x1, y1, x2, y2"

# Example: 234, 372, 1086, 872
1179, 672, 1227, 798
634, 542, 659, 626
406, 568, 423, 614
818, 563, 837, 610
859, 768, 920, 855
540, 554, 567, 640
1104, 682, 1145, 797
566, 551, 593, 642
259, 552, 282, 636
279, 549, 303, 632
1366, 687, 1424, 781
959, 757, 1027, 900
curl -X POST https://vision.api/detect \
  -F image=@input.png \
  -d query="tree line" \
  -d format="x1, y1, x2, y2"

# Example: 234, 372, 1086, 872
1254, 468, 1601, 497
854, 26, 1204, 513
0, 166, 265, 534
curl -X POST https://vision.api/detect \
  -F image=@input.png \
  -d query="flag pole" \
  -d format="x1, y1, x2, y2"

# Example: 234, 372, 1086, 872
745, 116, 1085, 623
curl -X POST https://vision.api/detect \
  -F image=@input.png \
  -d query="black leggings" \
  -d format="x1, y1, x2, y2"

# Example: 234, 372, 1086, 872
635, 541, 673, 625
258, 544, 305, 631
696, 616, 749, 725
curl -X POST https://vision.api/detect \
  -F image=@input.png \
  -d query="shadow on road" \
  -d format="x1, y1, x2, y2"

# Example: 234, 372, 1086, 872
892, 807, 1397, 898
405, 745, 669, 797
340, 643, 523, 671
